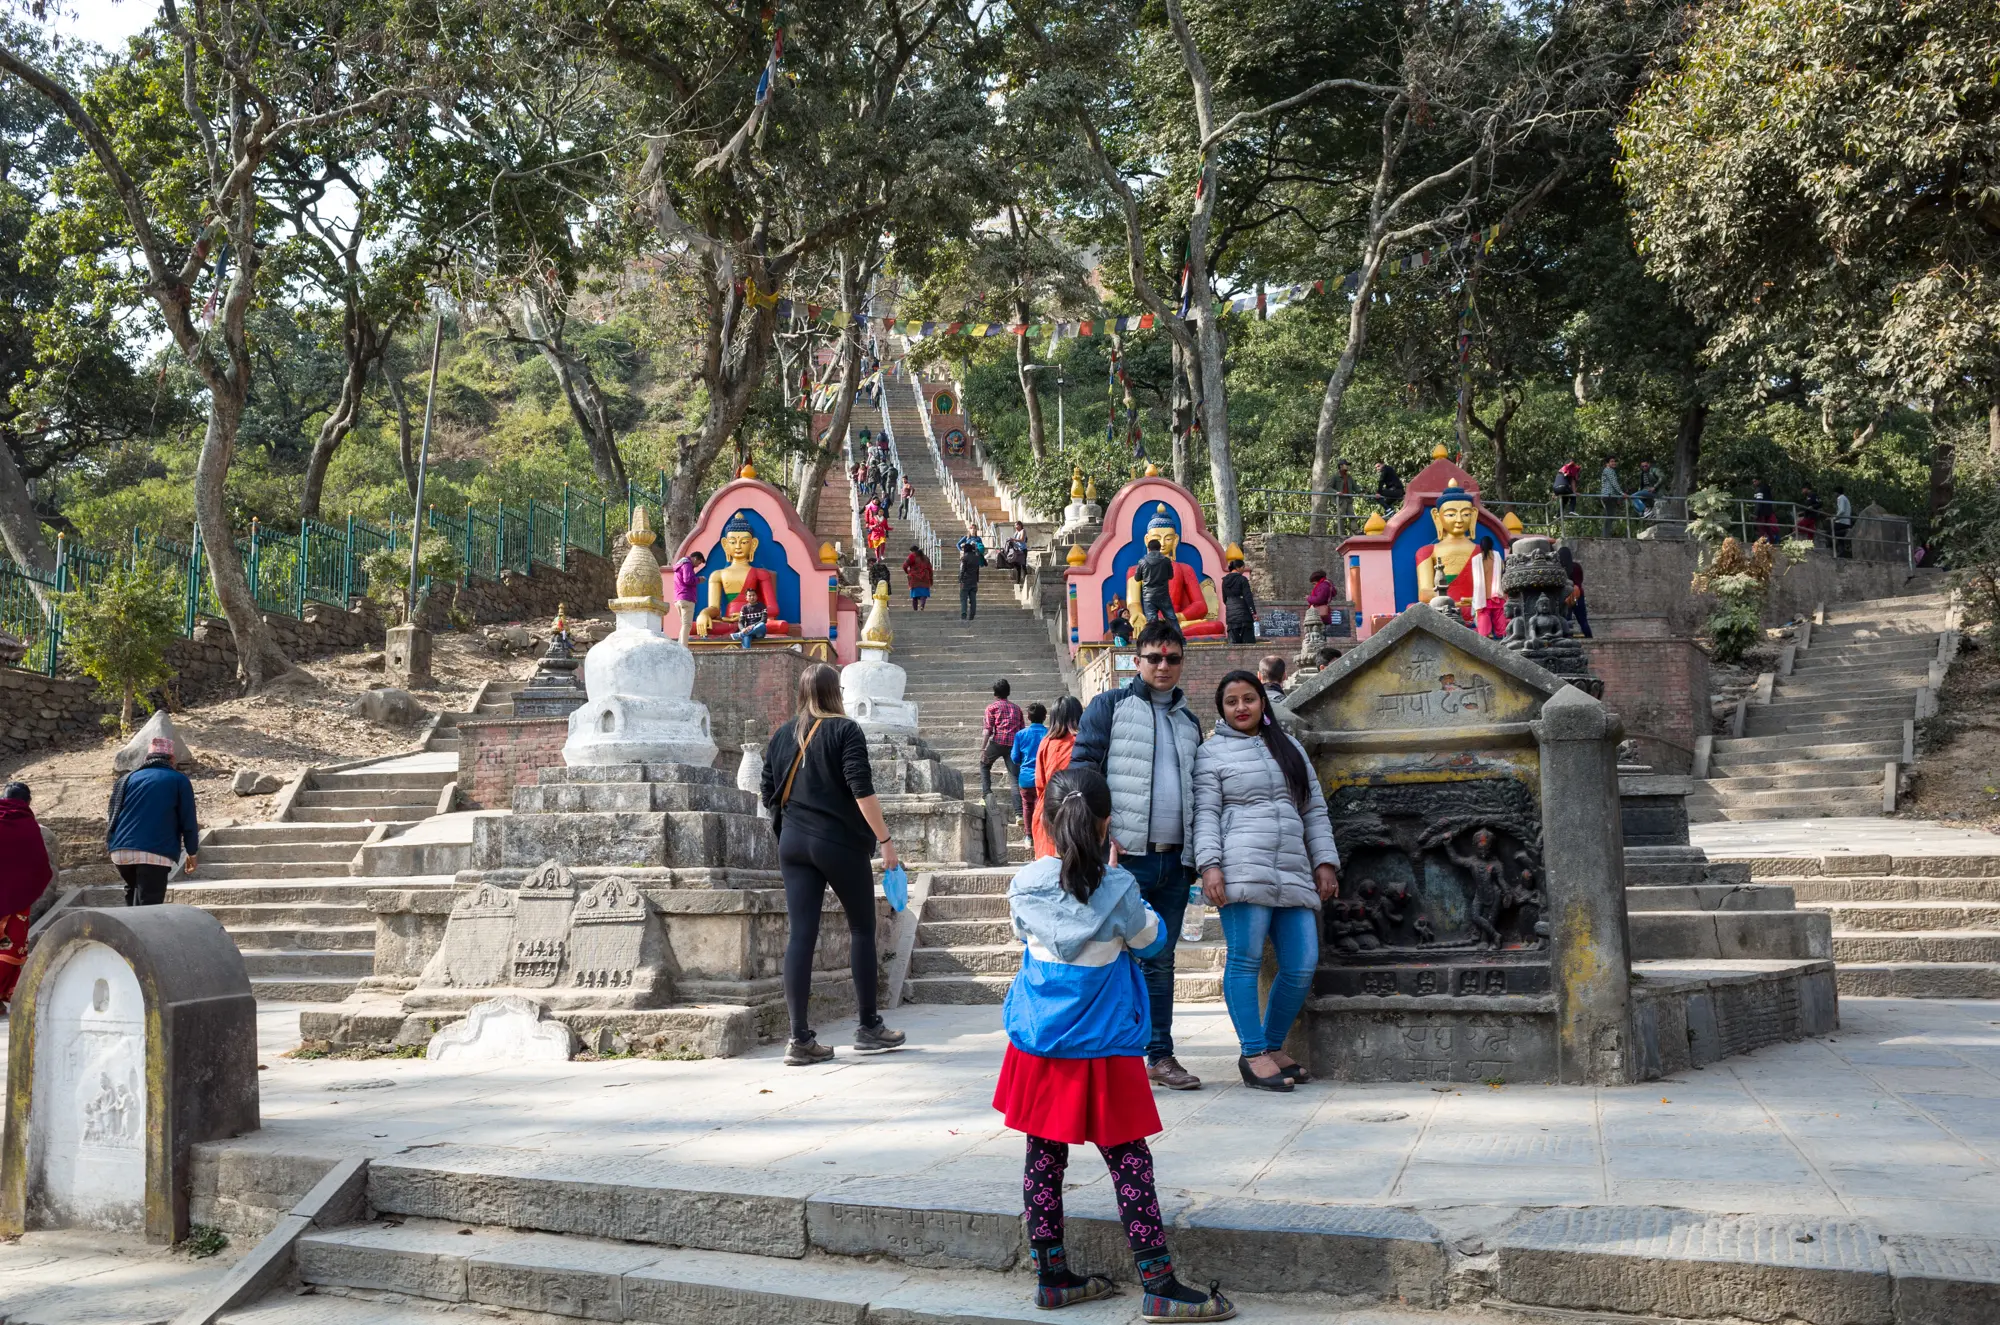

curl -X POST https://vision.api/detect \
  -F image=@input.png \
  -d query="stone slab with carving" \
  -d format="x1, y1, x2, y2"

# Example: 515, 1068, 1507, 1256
425, 996, 575, 1063
0, 906, 257, 1244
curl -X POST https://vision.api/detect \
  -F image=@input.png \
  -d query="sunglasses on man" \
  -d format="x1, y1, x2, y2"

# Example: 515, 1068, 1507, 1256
1137, 651, 1184, 666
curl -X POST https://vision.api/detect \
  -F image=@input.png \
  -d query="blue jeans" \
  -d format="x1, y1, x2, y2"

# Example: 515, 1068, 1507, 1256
1218, 903, 1320, 1058
733, 621, 767, 649
1123, 848, 1190, 1062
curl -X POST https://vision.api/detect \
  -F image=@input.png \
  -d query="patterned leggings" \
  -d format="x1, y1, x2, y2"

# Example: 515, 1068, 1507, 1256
1022, 1135, 1166, 1253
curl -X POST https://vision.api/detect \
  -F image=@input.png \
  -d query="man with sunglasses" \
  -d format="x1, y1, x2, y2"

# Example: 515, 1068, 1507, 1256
1072, 619, 1205, 1090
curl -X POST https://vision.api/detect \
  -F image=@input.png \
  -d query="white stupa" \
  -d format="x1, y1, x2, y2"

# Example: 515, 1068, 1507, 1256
562, 507, 718, 768
840, 580, 919, 738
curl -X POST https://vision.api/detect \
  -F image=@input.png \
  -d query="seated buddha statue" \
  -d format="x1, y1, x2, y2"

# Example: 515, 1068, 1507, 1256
694, 511, 790, 638
1124, 505, 1223, 637
1414, 485, 1500, 624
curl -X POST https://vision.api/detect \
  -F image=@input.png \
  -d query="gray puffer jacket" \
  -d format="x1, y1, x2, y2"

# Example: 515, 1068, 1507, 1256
1072, 677, 1202, 854
1190, 721, 1339, 910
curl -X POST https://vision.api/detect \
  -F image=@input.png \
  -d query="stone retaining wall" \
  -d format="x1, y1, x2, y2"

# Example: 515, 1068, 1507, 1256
457, 716, 568, 809
1248, 532, 1938, 630
1583, 634, 1710, 774
0, 549, 615, 760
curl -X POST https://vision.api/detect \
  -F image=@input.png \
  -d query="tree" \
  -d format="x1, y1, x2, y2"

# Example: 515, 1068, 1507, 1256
0, 0, 421, 684
59, 558, 182, 730
1619, 0, 2000, 508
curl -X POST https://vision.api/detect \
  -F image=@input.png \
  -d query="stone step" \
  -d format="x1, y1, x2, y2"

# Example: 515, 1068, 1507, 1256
1832, 930, 2000, 962
315, 769, 457, 791
289, 806, 422, 824
1695, 783, 1886, 811
1803, 900, 2000, 931
238, 948, 376, 978
918, 918, 1014, 946
1835, 962, 2000, 999
200, 902, 374, 928
1761, 691, 1920, 716
1706, 754, 1901, 779
298, 787, 444, 809
166, 878, 452, 907
222, 923, 376, 951
1703, 768, 1891, 793
1785, 653, 1936, 678
1628, 910, 1830, 961
1692, 797, 1888, 822
922, 893, 1011, 921
1799, 630, 1940, 650
1742, 708, 1915, 737
204, 822, 377, 846
1624, 883, 1797, 912
928, 870, 1013, 896
1786, 876, 2000, 904
1709, 731, 1901, 758
192, 860, 360, 881
201, 840, 363, 865
248, 976, 361, 1002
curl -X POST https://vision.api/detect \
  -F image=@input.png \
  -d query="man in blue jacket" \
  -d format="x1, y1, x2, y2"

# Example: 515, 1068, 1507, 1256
1071, 619, 1204, 1090
106, 736, 199, 906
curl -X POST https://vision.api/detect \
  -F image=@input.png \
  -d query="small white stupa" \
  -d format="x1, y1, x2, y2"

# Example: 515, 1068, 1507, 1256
840, 580, 919, 738
563, 507, 718, 768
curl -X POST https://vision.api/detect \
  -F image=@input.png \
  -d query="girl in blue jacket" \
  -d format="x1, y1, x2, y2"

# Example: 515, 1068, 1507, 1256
994, 766, 1236, 1322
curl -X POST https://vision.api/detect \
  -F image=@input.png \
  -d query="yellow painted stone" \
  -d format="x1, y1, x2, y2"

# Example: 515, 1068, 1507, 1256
1431, 442, 1450, 459
1503, 510, 1525, 534
1363, 511, 1387, 534
1066, 543, 1087, 567
818, 540, 838, 566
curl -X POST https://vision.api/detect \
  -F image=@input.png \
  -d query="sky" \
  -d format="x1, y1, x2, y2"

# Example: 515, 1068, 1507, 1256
36, 0, 157, 50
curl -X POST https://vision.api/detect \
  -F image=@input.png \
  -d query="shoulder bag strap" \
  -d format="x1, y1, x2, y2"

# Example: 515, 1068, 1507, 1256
779, 719, 824, 809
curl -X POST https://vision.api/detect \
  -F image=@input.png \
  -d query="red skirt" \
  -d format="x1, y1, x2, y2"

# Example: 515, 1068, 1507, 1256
992, 1045, 1161, 1147
0, 909, 29, 1004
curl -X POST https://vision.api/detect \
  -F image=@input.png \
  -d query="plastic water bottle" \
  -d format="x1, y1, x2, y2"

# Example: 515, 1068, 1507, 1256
1180, 882, 1206, 943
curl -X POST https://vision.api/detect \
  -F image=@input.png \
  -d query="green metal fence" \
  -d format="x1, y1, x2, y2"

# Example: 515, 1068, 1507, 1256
0, 494, 617, 678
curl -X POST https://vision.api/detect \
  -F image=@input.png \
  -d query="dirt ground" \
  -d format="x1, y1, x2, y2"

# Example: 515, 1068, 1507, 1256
1, 628, 541, 843
1904, 632, 2000, 830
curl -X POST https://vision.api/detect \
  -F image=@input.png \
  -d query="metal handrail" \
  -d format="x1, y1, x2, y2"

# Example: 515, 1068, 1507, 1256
872, 372, 942, 563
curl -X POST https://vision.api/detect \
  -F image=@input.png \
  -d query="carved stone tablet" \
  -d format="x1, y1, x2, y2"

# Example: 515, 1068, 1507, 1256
566, 876, 649, 990
439, 884, 517, 989
511, 860, 575, 988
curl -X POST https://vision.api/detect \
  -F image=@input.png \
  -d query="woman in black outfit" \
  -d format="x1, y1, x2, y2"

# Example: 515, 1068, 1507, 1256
760, 663, 907, 1065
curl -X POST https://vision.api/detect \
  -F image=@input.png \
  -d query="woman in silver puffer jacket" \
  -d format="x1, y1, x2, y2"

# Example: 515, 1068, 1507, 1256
1190, 670, 1340, 1092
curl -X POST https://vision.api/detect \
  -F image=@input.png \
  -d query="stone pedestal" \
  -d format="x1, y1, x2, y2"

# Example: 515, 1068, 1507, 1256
864, 732, 983, 865
842, 647, 919, 738
564, 611, 718, 767
385, 624, 433, 688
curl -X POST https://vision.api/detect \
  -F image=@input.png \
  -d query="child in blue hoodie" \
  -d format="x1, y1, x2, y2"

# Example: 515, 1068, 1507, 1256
994, 766, 1236, 1322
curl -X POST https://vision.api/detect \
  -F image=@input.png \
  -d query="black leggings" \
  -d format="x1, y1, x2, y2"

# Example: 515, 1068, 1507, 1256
779, 828, 879, 1041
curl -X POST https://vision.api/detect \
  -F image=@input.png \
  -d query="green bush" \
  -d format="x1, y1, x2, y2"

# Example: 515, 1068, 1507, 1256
361, 542, 463, 625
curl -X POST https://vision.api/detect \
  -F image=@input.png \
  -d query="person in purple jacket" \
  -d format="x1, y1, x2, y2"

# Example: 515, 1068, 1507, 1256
670, 550, 705, 645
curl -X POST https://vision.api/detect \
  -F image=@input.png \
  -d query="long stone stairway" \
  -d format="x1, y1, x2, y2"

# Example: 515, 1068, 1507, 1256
1693, 591, 1951, 821
160, 681, 523, 1001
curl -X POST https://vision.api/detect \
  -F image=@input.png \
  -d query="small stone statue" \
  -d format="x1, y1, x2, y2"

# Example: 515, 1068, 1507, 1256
1525, 593, 1564, 645
1411, 914, 1436, 946
1446, 829, 1510, 949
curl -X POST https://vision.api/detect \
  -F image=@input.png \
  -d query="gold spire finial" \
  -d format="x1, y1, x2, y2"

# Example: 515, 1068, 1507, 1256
1085, 476, 1098, 501
1143, 461, 1160, 477
1066, 542, 1087, 566
611, 506, 666, 612
819, 540, 838, 566
1071, 467, 1085, 500
1431, 442, 1450, 460
1502, 510, 1524, 535
860, 578, 894, 649
1363, 510, 1387, 534
739, 462, 758, 479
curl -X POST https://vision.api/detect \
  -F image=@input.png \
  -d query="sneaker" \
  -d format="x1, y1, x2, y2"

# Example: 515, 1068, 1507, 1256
785, 1035, 835, 1066
1147, 1057, 1202, 1090
1141, 1285, 1235, 1322
853, 1020, 906, 1053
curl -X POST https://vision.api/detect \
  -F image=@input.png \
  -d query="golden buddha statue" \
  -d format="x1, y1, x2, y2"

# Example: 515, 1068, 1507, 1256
1124, 505, 1223, 636
694, 511, 788, 638
1414, 485, 1498, 621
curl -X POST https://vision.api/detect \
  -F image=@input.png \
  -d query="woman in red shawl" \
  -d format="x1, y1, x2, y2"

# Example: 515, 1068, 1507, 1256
0, 781, 55, 1004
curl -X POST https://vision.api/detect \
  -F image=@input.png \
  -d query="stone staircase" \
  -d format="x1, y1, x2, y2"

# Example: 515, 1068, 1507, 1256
1720, 854, 2000, 998
880, 376, 1071, 801
1693, 591, 1951, 821
901, 866, 1223, 1005
155, 682, 522, 1002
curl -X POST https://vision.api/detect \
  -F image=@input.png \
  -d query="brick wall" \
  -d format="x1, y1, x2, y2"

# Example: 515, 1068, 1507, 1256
455, 648, 814, 807
458, 717, 568, 808
1582, 635, 1710, 773
423, 550, 616, 630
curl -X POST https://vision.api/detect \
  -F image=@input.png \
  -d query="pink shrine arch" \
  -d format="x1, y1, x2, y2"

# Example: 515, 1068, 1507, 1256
1064, 476, 1230, 648
670, 474, 857, 664
1339, 454, 1517, 639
